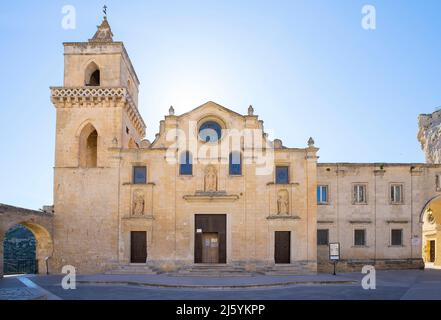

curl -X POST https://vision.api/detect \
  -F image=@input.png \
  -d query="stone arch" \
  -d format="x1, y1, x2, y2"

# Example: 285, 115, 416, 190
0, 205, 54, 277
79, 123, 98, 168
14, 222, 53, 274
420, 195, 441, 223
420, 195, 441, 268
84, 61, 100, 86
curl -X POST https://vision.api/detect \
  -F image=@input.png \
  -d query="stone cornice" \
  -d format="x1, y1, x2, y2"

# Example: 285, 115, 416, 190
317, 220, 335, 224
266, 215, 301, 220
349, 220, 372, 224
183, 192, 239, 202
50, 86, 146, 137
386, 220, 409, 224
122, 215, 155, 220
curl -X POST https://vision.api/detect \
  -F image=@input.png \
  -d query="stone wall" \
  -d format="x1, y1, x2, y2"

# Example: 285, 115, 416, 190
316, 163, 441, 272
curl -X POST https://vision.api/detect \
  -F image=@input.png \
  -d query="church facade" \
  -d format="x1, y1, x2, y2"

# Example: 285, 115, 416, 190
48, 17, 441, 274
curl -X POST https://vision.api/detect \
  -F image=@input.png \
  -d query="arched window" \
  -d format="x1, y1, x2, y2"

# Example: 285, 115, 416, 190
199, 121, 222, 142
229, 151, 242, 176
179, 151, 193, 175
85, 62, 100, 86
79, 124, 98, 168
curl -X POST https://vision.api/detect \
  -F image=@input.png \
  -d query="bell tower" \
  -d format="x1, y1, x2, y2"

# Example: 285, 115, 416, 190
49, 14, 146, 273
51, 15, 146, 168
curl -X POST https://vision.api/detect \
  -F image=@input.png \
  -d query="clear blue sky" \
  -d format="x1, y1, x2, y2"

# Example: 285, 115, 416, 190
1, 0, 441, 209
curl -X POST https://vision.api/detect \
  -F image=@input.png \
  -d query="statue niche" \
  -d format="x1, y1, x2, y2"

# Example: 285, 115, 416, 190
204, 165, 218, 192
277, 189, 289, 215
132, 191, 145, 216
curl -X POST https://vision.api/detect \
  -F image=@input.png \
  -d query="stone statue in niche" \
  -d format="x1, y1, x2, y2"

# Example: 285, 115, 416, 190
204, 165, 218, 192
277, 190, 289, 215
132, 191, 145, 216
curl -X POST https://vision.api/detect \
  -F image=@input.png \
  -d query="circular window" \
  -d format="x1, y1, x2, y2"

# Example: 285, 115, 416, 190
199, 121, 222, 142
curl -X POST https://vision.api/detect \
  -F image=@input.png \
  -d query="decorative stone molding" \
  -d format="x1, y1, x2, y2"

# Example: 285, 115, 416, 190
51, 87, 126, 98
266, 182, 300, 186
349, 220, 372, 224
318, 220, 335, 224
266, 215, 300, 220
374, 169, 386, 176
183, 191, 239, 202
50, 86, 146, 137
122, 215, 154, 220
411, 167, 424, 176
386, 220, 409, 224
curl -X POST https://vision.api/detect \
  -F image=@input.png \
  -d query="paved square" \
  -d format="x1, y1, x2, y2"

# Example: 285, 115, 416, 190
1, 269, 440, 300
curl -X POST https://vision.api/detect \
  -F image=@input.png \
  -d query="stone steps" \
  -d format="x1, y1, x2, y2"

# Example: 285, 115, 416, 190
259, 265, 312, 275
105, 265, 160, 275
173, 264, 254, 277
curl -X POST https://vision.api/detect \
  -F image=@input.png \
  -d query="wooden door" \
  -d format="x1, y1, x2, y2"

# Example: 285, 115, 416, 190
275, 231, 291, 264
429, 240, 436, 263
202, 233, 219, 264
131, 231, 147, 263
195, 215, 226, 264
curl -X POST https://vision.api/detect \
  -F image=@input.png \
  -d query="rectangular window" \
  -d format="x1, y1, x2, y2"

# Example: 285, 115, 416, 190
317, 185, 329, 204
354, 229, 366, 246
229, 152, 242, 176
391, 229, 403, 246
276, 166, 289, 184
353, 184, 367, 204
390, 184, 403, 204
133, 166, 147, 184
317, 229, 329, 245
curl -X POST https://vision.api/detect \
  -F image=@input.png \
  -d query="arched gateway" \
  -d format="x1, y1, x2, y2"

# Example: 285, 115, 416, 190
420, 196, 441, 268
0, 204, 53, 278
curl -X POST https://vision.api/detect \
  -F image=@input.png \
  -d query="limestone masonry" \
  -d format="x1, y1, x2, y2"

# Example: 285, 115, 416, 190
7, 16, 440, 275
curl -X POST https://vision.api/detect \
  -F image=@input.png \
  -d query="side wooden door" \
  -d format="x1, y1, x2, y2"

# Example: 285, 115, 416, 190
275, 231, 291, 264
131, 231, 147, 263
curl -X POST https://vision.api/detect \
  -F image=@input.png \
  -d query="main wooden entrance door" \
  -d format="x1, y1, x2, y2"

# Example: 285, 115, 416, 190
131, 231, 147, 263
429, 240, 436, 263
202, 233, 219, 263
275, 231, 291, 264
195, 215, 226, 264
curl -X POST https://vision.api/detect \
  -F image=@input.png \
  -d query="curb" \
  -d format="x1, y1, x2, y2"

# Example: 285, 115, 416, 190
77, 279, 357, 290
